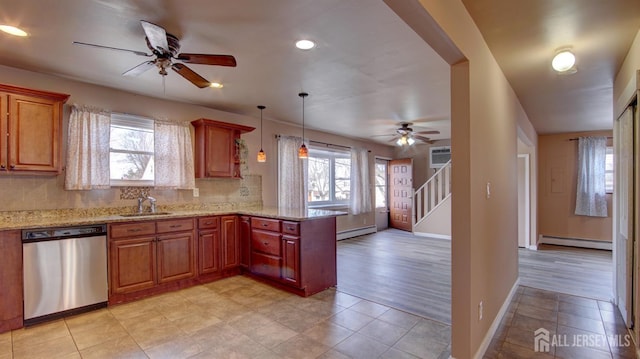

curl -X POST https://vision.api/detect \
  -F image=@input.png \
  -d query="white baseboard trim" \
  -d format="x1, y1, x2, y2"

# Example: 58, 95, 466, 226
337, 225, 377, 240
413, 232, 451, 240
539, 236, 612, 250
472, 278, 521, 359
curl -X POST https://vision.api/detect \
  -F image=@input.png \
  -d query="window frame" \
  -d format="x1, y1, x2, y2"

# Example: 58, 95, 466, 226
605, 145, 613, 194
307, 147, 351, 208
109, 113, 156, 187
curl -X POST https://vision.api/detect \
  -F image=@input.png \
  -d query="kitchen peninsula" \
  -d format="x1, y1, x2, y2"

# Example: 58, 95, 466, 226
0, 206, 346, 333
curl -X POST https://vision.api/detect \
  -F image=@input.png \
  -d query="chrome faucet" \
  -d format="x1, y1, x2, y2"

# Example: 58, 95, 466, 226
137, 196, 157, 214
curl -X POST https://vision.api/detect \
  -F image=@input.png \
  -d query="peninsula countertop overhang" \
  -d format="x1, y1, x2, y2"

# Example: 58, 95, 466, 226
0, 207, 348, 231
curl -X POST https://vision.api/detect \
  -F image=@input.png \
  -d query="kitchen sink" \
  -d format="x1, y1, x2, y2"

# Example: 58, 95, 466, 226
119, 212, 172, 217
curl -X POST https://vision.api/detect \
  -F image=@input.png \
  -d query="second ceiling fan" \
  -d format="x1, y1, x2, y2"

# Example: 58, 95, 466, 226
74, 20, 236, 88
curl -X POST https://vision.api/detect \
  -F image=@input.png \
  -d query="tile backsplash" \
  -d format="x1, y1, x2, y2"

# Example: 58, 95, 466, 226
0, 174, 262, 212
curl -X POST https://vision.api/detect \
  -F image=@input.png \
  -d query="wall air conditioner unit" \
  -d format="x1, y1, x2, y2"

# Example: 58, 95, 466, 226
429, 146, 451, 168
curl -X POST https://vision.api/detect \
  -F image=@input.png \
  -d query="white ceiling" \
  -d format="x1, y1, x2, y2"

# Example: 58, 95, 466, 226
462, 0, 640, 134
0, 0, 638, 143
0, 0, 451, 145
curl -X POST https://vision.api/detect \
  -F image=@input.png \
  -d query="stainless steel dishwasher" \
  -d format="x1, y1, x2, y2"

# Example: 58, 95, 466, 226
22, 224, 108, 325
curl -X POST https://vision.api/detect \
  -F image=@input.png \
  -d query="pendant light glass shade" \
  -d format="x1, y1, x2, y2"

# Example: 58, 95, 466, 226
257, 105, 266, 162
298, 143, 309, 159
298, 92, 309, 159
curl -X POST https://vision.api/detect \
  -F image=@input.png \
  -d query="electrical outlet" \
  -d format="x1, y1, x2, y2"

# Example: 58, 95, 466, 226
479, 300, 483, 321
193, 188, 199, 197
486, 182, 491, 199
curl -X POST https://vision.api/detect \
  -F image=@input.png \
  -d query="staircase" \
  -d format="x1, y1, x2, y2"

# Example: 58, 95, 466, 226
413, 160, 452, 227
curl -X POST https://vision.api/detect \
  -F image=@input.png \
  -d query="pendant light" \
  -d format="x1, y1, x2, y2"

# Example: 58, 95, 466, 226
298, 92, 309, 159
256, 105, 266, 162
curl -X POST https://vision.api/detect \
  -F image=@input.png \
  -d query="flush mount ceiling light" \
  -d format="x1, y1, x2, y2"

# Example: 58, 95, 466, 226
295, 39, 315, 50
257, 105, 266, 163
0, 25, 28, 37
552, 49, 576, 74
298, 92, 309, 159
209, 82, 223, 88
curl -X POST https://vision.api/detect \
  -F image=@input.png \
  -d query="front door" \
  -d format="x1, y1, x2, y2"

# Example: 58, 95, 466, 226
389, 158, 413, 231
375, 158, 389, 231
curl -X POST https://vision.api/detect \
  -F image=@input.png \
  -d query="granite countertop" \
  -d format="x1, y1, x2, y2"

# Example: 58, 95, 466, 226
0, 206, 348, 230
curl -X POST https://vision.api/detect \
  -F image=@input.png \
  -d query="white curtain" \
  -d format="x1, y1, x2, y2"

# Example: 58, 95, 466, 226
64, 105, 111, 190
154, 121, 195, 189
277, 135, 307, 209
575, 136, 608, 217
350, 147, 372, 215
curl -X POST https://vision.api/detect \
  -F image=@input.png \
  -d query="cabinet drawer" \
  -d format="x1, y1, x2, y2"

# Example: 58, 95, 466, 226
157, 218, 194, 234
250, 252, 281, 279
251, 230, 281, 256
198, 216, 219, 229
281, 221, 300, 235
110, 222, 156, 239
251, 217, 281, 232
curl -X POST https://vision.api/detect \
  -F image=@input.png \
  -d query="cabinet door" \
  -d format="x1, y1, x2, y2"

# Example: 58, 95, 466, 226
198, 229, 220, 275
157, 231, 196, 283
0, 94, 7, 171
8, 94, 61, 172
0, 230, 22, 332
282, 235, 300, 286
221, 215, 240, 269
110, 237, 156, 294
204, 126, 234, 177
239, 216, 251, 269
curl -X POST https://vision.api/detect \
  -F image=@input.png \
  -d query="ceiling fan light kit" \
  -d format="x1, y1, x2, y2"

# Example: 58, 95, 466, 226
298, 92, 309, 159
74, 20, 237, 88
552, 49, 577, 74
257, 105, 266, 163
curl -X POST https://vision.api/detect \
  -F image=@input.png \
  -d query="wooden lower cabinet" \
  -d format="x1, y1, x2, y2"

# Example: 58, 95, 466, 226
247, 217, 336, 296
239, 216, 251, 269
110, 236, 156, 294
198, 229, 220, 275
0, 230, 22, 333
281, 235, 300, 286
157, 232, 196, 283
221, 216, 240, 269
108, 219, 195, 302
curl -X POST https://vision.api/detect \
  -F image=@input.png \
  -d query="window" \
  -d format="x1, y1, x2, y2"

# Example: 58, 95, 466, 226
605, 146, 613, 193
110, 114, 155, 186
374, 159, 388, 208
308, 148, 350, 206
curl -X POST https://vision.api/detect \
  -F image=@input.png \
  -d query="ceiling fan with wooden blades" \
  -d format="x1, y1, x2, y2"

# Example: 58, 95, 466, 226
374, 122, 440, 146
73, 20, 236, 88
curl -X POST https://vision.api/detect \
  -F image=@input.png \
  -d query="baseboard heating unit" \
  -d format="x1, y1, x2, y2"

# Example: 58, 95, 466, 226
539, 235, 612, 250
337, 225, 377, 240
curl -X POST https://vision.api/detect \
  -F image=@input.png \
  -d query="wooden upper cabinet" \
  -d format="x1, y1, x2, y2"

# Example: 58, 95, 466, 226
191, 119, 254, 178
0, 84, 69, 174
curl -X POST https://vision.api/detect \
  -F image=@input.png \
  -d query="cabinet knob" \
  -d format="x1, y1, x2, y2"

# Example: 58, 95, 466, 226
263, 241, 269, 246
9, 164, 15, 169
169, 224, 182, 228
0, 164, 5, 170
262, 223, 268, 227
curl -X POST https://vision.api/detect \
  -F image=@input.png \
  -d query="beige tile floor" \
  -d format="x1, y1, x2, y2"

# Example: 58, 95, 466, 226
0, 276, 451, 359
485, 286, 637, 359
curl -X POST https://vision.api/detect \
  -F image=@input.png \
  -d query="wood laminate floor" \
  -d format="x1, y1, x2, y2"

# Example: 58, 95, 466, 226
518, 244, 613, 301
337, 230, 614, 325
337, 229, 452, 324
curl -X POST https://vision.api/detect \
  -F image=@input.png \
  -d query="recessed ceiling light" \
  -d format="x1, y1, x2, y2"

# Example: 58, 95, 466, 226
209, 82, 223, 88
295, 39, 315, 50
0, 25, 28, 37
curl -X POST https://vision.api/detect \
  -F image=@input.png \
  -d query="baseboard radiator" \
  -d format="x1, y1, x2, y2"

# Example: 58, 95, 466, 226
337, 225, 377, 241
539, 235, 612, 250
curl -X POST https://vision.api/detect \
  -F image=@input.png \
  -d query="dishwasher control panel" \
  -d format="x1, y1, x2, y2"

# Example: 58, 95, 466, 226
22, 224, 107, 241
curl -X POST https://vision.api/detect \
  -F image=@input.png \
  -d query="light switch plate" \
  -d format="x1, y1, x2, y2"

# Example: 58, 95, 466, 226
193, 188, 199, 197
